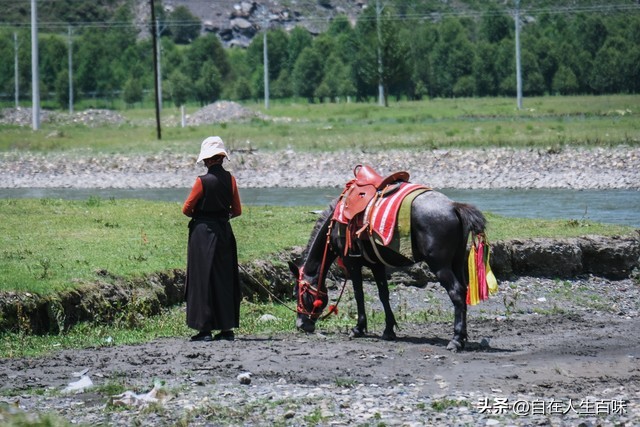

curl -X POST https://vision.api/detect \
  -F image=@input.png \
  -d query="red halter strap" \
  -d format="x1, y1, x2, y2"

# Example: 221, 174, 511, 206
296, 220, 335, 319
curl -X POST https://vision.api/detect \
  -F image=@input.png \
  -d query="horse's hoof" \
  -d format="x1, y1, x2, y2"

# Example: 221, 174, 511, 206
381, 331, 396, 341
446, 340, 462, 352
350, 328, 365, 338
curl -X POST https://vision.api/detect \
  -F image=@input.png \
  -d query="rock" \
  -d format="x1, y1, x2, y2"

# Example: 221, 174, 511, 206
237, 372, 252, 385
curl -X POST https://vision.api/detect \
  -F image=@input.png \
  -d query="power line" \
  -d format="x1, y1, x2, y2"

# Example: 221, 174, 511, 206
0, 2, 637, 30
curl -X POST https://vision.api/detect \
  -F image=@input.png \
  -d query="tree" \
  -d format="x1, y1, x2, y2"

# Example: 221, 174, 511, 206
168, 70, 191, 107
480, 4, 511, 43
327, 14, 352, 36
532, 37, 559, 94
430, 17, 474, 97
184, 34, 230, 83
353, 5, 410, 105
287, 26, 313, 73
230, 76, 252, 100
589, 41, 626, 94
272, 69, 293, 99
122, 77, 143, 107
521, 50, 545, 96
55, 69, 72, 109
551, 65, 578, 95
292, 47, 323, 102
315, 53, 344, 101
40, 35, 67, 98
195, 61, 222, 105
574, 15, 608, 58
403, 23, 436, 99
246, 28, 289, 82
167, 5, 201, 44
473, 42, 498, 96
75, 30, 120, 99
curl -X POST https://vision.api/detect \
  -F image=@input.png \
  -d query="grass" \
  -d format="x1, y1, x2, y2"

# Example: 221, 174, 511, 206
0, 94, 638, 361
0, 199, 316, 294
1, 95, 638, 154
0, 199, 633, 295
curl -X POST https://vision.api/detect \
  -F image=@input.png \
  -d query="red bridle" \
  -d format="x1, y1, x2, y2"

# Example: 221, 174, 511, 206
296, 265, 328, 319
296, 220, 336, 319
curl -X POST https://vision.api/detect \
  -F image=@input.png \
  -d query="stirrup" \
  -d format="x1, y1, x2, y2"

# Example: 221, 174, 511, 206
348, 241, 363, 257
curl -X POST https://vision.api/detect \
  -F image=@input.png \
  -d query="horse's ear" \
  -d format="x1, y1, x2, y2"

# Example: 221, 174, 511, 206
288, 261, 299, 277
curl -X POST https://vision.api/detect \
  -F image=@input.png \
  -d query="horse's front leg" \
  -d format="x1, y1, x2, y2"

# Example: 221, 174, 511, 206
437, 269, 468, 352
371, 264, 397, 340
348, 266, 368, 338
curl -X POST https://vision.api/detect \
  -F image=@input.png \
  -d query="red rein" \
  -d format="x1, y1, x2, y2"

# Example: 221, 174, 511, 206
296, 221, 335, 319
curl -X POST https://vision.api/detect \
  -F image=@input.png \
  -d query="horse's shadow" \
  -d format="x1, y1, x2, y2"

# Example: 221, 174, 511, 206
374, 334, 515, 353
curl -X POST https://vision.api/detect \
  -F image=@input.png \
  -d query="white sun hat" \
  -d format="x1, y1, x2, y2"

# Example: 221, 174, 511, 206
196, 136, 229, 163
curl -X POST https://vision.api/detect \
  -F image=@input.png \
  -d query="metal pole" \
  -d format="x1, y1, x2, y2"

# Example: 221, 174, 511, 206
68, 26, 73, 114
156, 19, 162, 112
14, 32, 18, 108
31, 0, 40, 130
263, 25, 269, 109
515, 0, 523, 110
376, 0, 384, 106
150, 0, 161, 140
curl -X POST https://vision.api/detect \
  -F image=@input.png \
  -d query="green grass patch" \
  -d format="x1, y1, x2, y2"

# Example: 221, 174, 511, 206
1, 95, 638, 154
0, 199, 633, 295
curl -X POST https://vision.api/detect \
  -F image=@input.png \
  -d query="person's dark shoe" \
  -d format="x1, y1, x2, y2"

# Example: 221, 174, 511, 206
190, 331, 212, 342
213, 331, 235, 341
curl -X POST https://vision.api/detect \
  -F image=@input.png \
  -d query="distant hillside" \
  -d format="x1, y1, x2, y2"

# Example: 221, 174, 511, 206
1, 0, 638, 47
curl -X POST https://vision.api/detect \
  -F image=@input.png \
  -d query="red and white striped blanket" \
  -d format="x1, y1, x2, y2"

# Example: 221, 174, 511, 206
333, 182, 429, 246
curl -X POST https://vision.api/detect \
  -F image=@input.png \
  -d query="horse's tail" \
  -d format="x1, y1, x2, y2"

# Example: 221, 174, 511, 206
452, 202, 487, 241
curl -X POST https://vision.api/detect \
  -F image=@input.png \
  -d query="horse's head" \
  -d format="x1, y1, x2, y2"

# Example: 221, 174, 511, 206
289, 261, 328, 333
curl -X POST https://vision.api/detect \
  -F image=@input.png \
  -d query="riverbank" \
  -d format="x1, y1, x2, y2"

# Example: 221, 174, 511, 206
1, 146, 639, 190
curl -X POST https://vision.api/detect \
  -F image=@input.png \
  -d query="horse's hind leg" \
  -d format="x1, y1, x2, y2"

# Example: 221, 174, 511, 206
348, 265, 368, 338
371, 264, 397, 341
436, 268, 468, 352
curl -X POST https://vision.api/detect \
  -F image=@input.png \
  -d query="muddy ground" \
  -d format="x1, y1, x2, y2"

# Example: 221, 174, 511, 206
1, 276, 638, 425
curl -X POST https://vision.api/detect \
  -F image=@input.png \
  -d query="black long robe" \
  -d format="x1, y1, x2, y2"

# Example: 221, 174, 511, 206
184, 166, 240, 332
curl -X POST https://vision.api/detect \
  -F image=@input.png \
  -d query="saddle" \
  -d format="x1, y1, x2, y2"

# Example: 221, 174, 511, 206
342, 165, 410, 221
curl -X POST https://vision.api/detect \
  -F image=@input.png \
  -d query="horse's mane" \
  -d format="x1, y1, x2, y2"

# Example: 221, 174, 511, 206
302, 198, 338, 259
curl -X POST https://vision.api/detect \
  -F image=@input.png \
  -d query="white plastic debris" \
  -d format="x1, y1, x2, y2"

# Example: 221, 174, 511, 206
62, 375, 93, 394
111, 382, 167, 408
71, 368, 89, 378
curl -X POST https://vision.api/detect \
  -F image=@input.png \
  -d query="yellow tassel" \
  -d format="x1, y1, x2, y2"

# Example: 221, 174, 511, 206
467, 244, 479, 305
484, 236, 498, 295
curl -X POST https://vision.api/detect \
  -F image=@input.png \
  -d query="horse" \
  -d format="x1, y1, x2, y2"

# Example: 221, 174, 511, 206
289, 179, 487, 352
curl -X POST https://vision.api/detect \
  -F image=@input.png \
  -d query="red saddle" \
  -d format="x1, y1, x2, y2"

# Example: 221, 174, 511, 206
342, 165, 410, 221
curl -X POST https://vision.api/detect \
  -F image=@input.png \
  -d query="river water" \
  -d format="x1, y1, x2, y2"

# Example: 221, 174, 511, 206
1, 187, 639, 228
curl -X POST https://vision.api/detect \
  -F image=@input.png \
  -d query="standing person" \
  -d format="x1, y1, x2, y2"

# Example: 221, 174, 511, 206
182, 136, 242, 342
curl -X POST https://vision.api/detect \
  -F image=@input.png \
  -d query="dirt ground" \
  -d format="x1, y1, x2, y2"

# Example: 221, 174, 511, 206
1, 277, 639, 425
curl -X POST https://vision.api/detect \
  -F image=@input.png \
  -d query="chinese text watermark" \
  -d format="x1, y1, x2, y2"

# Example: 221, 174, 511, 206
477, 397, 627, 416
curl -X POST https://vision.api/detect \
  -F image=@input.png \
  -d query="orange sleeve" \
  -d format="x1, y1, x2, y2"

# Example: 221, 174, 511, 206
230, 176, 242, 218
182, 177, 203, 217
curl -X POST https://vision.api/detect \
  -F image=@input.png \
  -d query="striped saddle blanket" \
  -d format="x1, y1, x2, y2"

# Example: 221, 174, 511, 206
333, 182, 430, 249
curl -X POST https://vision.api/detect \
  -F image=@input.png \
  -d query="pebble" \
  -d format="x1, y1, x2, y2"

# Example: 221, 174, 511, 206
1, 147, 639, 190
1, 105, 639, 190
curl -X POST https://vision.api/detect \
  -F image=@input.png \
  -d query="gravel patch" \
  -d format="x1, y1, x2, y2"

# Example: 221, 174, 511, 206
1, 104, 639, 425
1, 277, 638, 426
2, 146, 639, 190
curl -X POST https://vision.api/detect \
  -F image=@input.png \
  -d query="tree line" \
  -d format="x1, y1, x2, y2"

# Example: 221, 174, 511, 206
0, 3, 639, 110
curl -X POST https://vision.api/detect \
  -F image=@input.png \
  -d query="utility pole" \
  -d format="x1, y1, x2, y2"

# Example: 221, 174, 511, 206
263, 22, 269, 109
150, 0, 162, 140
14, 32, 18, 108
68, 26, 73, 114
156, 19, 162, 112
376, 0, 384, 106
515, 0, 523, 110
31, 0, 40, 130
